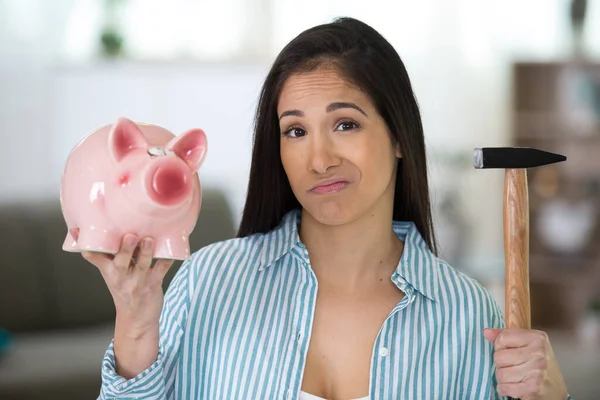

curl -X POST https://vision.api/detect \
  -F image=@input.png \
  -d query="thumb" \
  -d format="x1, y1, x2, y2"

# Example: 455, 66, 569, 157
483, 328, 502, 344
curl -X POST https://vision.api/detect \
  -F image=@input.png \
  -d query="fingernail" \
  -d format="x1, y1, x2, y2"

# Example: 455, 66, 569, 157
126, 235, 137, 246
143, 238, 153, 249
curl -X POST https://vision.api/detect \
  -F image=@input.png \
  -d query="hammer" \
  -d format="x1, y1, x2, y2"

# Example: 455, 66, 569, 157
473, 147, 566, 400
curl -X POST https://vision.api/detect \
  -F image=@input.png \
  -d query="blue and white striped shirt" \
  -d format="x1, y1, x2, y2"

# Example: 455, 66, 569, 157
99, 208, 507, 399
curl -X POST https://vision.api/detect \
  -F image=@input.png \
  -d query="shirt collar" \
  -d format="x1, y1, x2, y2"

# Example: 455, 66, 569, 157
258, 208, 439, 302
257, 209, 301, 271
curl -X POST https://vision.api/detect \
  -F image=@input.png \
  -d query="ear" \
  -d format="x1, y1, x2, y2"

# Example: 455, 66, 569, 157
395, 143, 402, 159
108, 118, 148, 162
166, 128, 207, 170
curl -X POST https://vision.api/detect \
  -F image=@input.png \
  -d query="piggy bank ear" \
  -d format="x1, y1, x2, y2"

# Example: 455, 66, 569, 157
108, 118, 148, 162
166, 129, 207, 170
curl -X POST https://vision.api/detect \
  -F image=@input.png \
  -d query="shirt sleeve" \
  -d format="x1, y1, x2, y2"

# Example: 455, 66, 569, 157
467, 282, 506, 400
97, 259, 192, 399
488, 295, 506, 400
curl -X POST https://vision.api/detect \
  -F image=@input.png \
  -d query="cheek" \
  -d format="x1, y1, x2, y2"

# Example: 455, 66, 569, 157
352, 142, 395, 186
280, 143, 303, 185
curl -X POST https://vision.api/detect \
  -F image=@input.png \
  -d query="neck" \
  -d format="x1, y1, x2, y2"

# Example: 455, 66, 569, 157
299, 206, 403, 293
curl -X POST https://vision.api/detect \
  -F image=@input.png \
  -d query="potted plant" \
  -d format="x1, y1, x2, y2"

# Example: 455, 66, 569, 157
99, 0, 127, 58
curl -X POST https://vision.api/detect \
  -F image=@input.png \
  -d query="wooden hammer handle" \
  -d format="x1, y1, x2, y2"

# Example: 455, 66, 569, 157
503, 168, 531, 330
504, 169, 531, 400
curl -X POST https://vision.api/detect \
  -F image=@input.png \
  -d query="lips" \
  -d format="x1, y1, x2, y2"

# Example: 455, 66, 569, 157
309, 178, 349, 194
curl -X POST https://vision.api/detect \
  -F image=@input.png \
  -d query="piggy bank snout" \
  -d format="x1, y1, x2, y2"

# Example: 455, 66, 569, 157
147, 159, 193, 206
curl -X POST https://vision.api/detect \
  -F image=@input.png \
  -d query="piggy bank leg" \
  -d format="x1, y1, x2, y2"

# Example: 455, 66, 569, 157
62, 230, 78, 252
73, 226, 121, 255
154, 233, 190, 260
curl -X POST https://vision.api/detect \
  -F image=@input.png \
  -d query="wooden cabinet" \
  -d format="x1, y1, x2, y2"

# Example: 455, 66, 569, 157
512, 61, 600, 331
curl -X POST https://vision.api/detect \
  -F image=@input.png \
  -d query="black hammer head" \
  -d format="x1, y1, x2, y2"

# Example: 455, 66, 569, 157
473, 147, 566, 169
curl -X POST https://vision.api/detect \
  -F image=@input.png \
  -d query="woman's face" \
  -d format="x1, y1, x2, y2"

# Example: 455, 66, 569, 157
278, 67, 401, 225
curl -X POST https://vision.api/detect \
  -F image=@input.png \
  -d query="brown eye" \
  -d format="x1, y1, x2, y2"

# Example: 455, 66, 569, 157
284, 127, 307, 138
336, 121, 359, 131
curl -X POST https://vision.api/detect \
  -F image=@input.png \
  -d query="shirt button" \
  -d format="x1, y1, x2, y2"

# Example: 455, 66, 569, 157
379, 347, 389, 357
287, 389, 293, 399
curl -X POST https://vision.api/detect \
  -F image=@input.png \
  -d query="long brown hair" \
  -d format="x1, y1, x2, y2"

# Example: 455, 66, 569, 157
237, 17, 437, 254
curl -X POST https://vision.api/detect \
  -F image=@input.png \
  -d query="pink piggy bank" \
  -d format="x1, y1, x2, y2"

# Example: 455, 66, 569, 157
60, 117, 207, 260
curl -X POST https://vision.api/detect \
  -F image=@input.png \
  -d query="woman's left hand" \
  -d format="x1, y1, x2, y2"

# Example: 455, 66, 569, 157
483, 328, 569, 400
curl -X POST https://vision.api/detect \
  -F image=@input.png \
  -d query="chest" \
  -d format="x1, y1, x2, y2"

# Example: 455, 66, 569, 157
179, 263, 477, 400
300, 287, 404, 399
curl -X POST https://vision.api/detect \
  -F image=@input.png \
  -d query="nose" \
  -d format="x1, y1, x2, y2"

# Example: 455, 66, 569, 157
150, 162, 191, 206
307, 132, 341, 174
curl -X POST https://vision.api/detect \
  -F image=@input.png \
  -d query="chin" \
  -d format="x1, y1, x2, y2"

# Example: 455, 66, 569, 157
303, 199, 358, 226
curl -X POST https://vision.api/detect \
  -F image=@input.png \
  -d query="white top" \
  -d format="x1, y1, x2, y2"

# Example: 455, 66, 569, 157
299, 391, 369, 400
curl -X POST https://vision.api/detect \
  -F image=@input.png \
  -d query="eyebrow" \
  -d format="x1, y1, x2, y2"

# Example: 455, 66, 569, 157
278, 102, 368, 121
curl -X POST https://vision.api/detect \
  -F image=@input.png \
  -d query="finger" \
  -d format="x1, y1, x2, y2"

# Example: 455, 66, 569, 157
483, 328, 502, 344
497, 378, 541, 399
152, 259, 175, 279
113, 234, 139, 270
496, 359, 546, 383
497, 382, 529, 399
493, 329, 538, 350
494, 347, 531, 368
496, 361, 535, 384
135, 238, 155, 271
82, 250, 113, 271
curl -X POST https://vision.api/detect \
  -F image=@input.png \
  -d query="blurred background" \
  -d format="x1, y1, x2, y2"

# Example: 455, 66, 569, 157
0, 0, 599, 398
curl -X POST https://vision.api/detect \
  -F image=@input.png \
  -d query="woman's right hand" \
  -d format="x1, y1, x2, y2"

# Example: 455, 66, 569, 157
71, 228, 175, 338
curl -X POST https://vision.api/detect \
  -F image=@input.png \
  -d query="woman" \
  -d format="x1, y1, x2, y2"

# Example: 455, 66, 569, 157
84, 17, 571, 400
